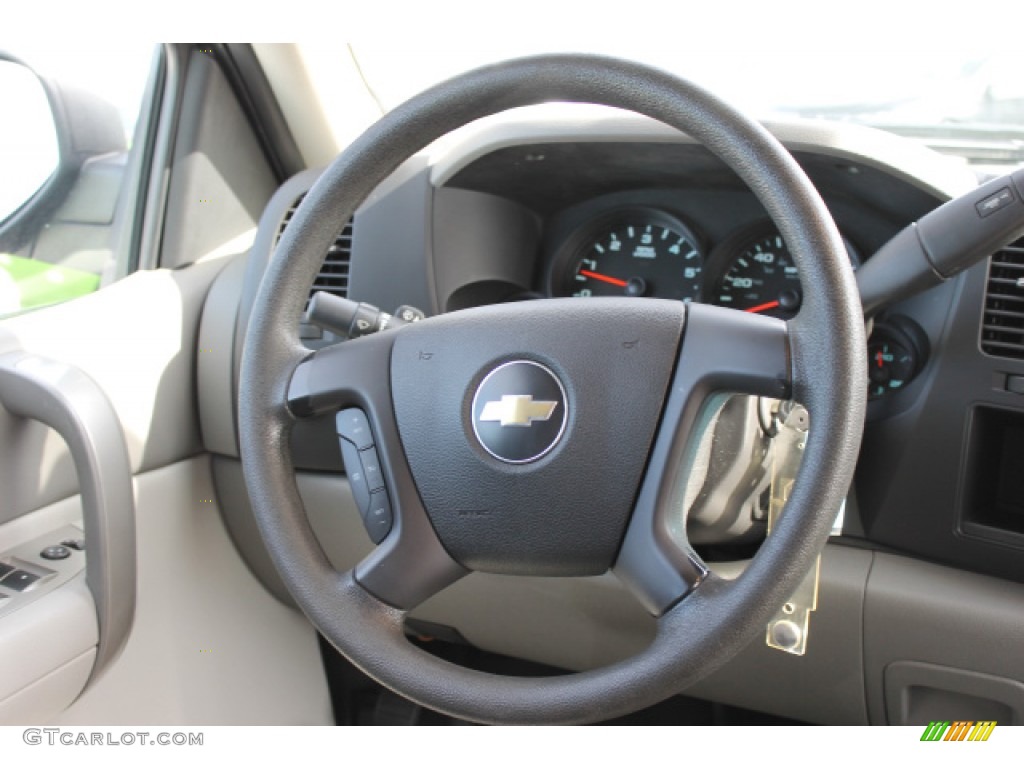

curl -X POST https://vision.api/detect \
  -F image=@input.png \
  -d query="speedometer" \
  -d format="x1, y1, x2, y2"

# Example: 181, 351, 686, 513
710, 222, 859, 320
555, 209, 704, 302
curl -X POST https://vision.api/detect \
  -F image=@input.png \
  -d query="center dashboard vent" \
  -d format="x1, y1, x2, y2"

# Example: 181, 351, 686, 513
275, 193, 353, 304
981, 238, 1024, 359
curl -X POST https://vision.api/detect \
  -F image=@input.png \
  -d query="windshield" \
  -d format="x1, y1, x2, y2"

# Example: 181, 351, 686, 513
315, 44, 1024, 170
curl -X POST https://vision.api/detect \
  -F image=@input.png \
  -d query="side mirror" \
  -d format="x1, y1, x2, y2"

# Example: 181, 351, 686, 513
0, 57, 59, 224
0, 53, 128, 315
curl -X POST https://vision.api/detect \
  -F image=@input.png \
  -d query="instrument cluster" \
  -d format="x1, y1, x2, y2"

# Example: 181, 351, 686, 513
550, 206, 860, 321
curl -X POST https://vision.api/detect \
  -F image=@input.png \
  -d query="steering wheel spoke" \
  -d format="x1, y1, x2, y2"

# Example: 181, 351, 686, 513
353, 512, 468, 611
286, 331, 396, 418
615, 303, 791, 615
286, 333, 469, 609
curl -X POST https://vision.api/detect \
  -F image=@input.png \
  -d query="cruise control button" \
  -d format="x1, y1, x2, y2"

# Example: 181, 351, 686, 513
360, 446, 385, 491
339, 439, 371, 512
364, 490, 393, 544
41, 546, 71, 561
337, 409, 374, 450
1, 569, 40, 592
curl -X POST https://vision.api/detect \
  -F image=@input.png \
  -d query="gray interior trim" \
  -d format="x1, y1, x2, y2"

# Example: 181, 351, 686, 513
158, 50, 276, 271
864, 552, 1024, 725
198, 252, 249, 458
885, 661, 1024, 726
233, 168, 325, 404
53, 456, 332, 726
0, 573, 98, 720
136, 44, 182, 273
685, 544, 872, 724
111, 45, 165, 281
218, 44, 306, 182
432, 187, 541, 311
0, 649, 96, 724
0, 352, 136, 685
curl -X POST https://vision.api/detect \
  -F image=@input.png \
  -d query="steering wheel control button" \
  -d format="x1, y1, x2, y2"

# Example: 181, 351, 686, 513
471, 360, 568, 464
364, 490, 394, 544
359, 447, 385, 491
1, 569, 40, 592
61, 538, 85, 551
339, 439, 372, 512
335, 409, 393, 542
337, 409, 374, 450
40, 546, 71, 561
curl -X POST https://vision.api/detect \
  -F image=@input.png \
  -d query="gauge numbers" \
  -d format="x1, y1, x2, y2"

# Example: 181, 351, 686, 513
715, 233, 801, 319
564, 210, 704, 302
711, 223, 860, 320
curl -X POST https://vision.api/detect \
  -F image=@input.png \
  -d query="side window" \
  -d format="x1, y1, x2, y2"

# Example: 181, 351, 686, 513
0, 45, 158, 318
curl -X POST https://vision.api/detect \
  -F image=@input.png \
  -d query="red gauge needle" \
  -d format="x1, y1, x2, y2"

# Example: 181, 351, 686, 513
744, 300, 781, 314
579, 269, 628, 288
876, 349, 884, 369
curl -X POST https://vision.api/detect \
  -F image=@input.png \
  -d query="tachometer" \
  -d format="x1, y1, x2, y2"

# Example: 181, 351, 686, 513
710, 222, 859, 320
556, 209, 704, 302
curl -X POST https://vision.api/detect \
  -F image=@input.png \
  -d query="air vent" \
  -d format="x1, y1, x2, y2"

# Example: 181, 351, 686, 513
981, 239, 1024, 359
276, 194, 353, 304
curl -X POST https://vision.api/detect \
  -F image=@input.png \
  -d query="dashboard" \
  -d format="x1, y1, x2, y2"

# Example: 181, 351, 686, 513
199, 108, 1024, 724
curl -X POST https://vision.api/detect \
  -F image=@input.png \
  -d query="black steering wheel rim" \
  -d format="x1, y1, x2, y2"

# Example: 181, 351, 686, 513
239, 54, 866, 724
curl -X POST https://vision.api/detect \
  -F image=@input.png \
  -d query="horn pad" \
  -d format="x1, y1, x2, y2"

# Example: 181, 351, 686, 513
390, 297, 684, 575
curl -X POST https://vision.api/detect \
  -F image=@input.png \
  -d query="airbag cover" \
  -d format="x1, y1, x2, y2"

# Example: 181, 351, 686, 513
390, 297, 684, 575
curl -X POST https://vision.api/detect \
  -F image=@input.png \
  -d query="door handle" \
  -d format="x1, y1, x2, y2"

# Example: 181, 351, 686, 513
0, 351, 136, 684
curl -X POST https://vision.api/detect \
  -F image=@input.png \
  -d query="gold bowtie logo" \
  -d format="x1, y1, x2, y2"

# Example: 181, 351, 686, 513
479, 395, 558, 427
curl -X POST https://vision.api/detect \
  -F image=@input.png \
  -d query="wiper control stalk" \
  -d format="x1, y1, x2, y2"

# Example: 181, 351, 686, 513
857, 168, 1024, 316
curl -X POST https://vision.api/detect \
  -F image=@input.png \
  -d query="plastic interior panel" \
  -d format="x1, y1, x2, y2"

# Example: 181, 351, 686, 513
859, 258, 1024, 585
432, 187, 542, 310
885, 661, 1024, 726
0, 574, 98, 712
53, 456, 332, 726
197, 250, 250, 458
0, 649, 96, 724
864, 552, 1024, 725
684, 544, 871, 724
159, 51, 276, 271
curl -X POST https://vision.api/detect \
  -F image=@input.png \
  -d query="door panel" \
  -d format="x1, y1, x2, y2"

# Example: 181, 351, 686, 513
52, 456, 331, 725
0, 258, 330, 724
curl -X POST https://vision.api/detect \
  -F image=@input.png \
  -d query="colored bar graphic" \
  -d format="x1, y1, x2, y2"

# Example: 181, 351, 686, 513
944, 721, 971, 741
920, 720, 996, 742
968, 721, 997, 741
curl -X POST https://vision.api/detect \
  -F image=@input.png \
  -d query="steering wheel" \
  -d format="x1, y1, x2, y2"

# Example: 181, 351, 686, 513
239, 54, 866, 724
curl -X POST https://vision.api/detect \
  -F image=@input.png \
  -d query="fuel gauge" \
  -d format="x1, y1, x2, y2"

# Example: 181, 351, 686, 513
867, 319, 928, 400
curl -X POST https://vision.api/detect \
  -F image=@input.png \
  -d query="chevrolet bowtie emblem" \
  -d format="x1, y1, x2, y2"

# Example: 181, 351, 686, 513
479, 395, 558, 427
